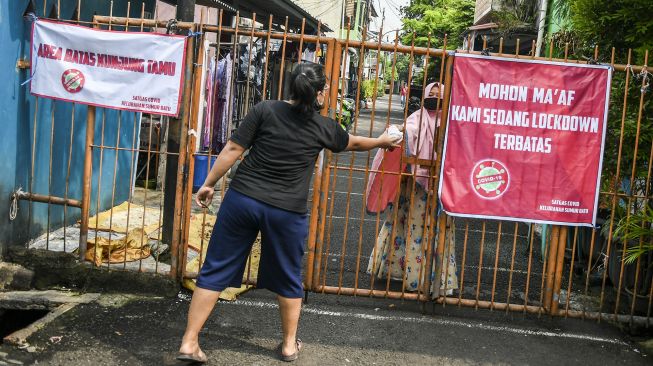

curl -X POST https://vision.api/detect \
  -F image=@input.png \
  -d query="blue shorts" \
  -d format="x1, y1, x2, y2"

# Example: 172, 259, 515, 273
196, 189, 308, 298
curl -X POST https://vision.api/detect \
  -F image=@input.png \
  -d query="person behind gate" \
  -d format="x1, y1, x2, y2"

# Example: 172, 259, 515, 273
177, 62, 402, 363
365, 82, 459, 297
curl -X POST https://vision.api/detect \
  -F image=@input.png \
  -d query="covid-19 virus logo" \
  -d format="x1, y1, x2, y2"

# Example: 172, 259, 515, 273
61, 69, 85, 93
471, 159, 510, 199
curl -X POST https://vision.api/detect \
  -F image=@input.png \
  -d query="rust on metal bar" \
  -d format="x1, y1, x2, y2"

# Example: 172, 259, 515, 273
261, 14, 273, 101
242, 13, 256, 116
46, 95, 57, 249
489, 222, 503, 309
354, 17, 386, 293
621, 51, 649, 320
335, 19, 354, 294
564, 227, 579, 316
382, 31, 418, 297
92, 15, 648, 72
170, 25, 196, 279
474, 221, 487, 308
423, 34, 449, 299
599, 48, 631, 320
430, 51, 454, 300
304, 35, 331, 290
88, 145, 180, 155
542, 225, 560, 311
311, 39, 338, 291
181, 10, 207, 279
369, 29, 401, 293
437, 297, 544, 314
505, 223, 519, 309
297, 18, 306, 64
352, 37, 376, 292
63, 103, 77, 252
106, 111, 124, 269
403, 31, 432, 299
132, 1, 149, 272
16, 59, 31, 69
91, 108, 108, 267
551, 226, 568, 314
16, 192, 82, 208
276, 16, 289, 100
317, 38, 344, 291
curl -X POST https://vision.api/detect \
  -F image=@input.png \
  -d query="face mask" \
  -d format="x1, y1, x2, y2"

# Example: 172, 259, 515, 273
423, 97, 439, 111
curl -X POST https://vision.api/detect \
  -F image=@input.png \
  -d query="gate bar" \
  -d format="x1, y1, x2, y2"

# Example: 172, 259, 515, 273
91, 15, 646, 73
181, 11, 206, 279
428, 52, 454, 300
79, 105, 96, 261
15, 192, 82, 208
305, 38, 335, 291
551, 226, 568, 314
171, 24, 196, 279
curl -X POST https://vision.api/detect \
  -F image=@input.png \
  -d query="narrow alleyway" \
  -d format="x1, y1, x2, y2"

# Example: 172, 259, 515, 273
309, 94, 549, 308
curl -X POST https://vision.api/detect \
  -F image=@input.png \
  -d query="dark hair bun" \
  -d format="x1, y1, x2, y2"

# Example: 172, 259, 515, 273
289, 63, 327, 116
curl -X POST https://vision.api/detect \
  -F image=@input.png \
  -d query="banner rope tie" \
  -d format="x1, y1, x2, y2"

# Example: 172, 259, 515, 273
9, 188, 23, 221
21, 14, 39, 86
639, 68, 650, 94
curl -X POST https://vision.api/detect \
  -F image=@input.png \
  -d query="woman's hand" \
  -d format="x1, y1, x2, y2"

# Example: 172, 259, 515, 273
346, 125, 404, 152
377, 132, 401, 149
195, 185, 215, 208
378, 125, 404, 149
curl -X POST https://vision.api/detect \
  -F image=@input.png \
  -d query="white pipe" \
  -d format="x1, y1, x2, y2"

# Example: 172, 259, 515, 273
535, 0, 549, 57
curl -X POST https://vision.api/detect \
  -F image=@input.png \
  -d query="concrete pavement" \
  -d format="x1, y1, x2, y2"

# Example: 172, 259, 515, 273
0, 288, 651, 365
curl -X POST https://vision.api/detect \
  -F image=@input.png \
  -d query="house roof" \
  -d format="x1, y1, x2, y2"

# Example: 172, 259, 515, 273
468, 22, 498, 31
161, 0, 330, 32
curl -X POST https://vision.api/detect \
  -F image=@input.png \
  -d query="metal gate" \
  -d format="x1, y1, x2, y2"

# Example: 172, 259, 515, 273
14, 3, 652, 326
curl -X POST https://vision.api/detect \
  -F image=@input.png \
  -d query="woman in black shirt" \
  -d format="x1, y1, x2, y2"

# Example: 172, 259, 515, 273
177, 63, 400, 363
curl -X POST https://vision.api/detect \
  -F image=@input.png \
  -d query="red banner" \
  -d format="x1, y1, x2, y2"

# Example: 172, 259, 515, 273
439, 54, 611, 226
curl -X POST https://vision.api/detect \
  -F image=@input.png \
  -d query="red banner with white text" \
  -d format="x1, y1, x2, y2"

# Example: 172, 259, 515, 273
439, 54, 611, 226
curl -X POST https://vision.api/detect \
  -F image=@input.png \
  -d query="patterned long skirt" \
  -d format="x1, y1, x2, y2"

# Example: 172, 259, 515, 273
367, 176, 458, 296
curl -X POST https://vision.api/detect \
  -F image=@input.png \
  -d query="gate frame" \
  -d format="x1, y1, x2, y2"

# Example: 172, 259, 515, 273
72, 14, 650, 325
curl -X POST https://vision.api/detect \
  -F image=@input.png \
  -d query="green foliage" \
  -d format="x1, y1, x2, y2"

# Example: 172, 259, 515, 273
601, 73, 653, 191
613, 205, 653, 265
401, 0, 475, 49
360, 79, 385, 100
377, 79, 385, 97
556, 0, 653, 205
559, 0, 653, 266
493, 0, 540, 34
569, 0, 653, 64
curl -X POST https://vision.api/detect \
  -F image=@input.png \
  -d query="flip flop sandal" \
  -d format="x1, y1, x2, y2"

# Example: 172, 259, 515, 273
176, 352, 208, 364
279, 338, 302, 362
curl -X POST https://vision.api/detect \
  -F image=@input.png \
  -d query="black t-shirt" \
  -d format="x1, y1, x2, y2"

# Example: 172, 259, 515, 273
229, 100, 350, 213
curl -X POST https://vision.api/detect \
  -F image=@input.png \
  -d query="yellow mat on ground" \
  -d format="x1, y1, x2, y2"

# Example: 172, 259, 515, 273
183, 212, 261, 301
84, 228, 151, 266
187, 212, 216, 252
86, 201, 162, 237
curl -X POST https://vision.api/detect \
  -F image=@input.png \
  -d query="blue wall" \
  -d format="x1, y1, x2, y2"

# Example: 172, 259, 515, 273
1, 0, 157, 257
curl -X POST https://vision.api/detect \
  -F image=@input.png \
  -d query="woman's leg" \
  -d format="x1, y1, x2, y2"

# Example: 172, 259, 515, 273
178, 190, 260, 358
277, 295, 302, 356
179, 287, 222, 357
256, 204, 308, 357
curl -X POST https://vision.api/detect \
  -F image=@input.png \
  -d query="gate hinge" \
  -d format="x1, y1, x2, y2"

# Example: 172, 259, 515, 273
16, 59, 31, 69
